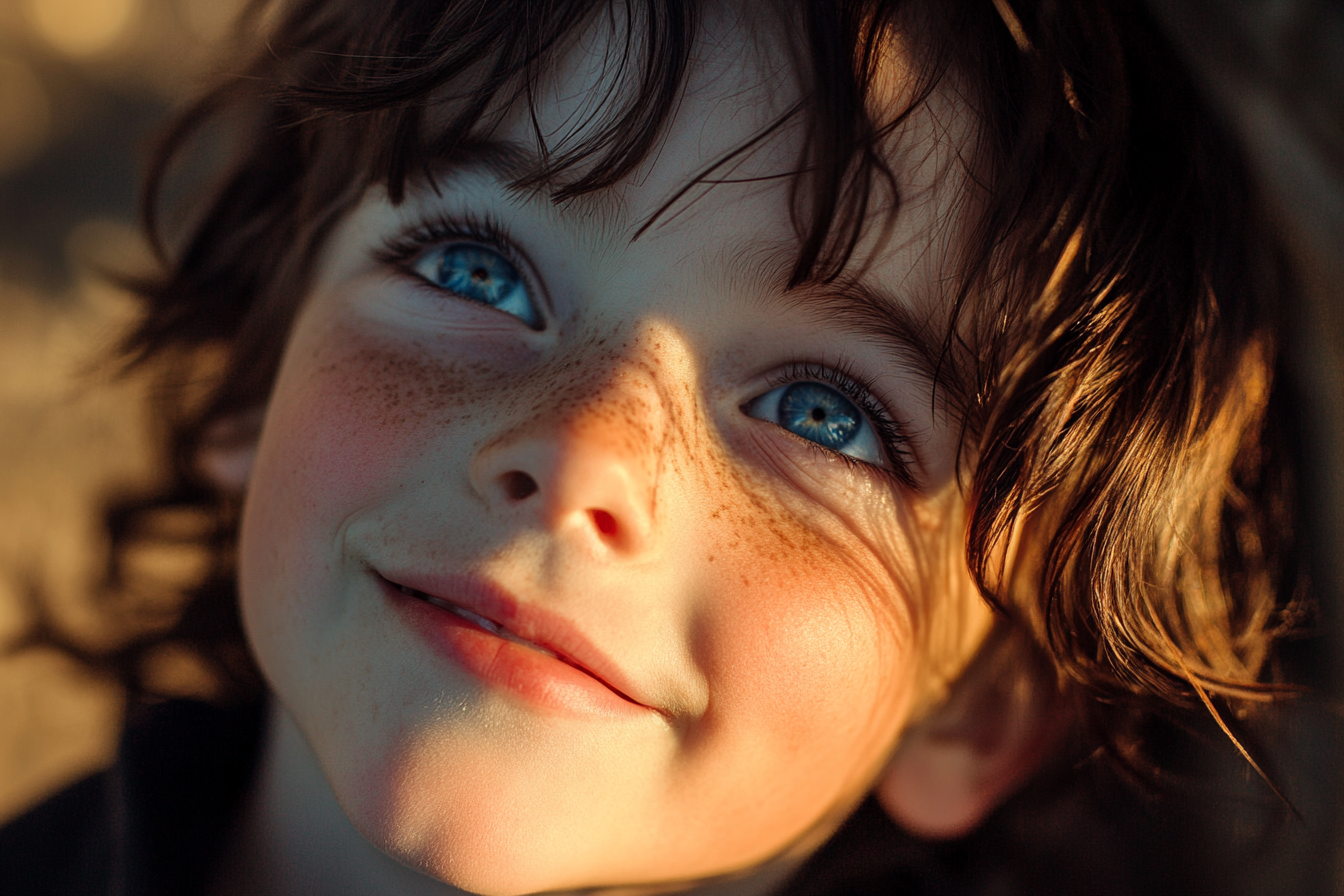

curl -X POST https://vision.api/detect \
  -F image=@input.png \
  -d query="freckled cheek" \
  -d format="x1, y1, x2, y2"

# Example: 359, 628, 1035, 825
241, 330, 500, 615
263, 374, 416, 514
694, 512, 915, 786
252, 330, 495, 520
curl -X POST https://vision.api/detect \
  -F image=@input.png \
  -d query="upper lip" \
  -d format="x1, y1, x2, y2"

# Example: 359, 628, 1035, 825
376, 567, 652, 710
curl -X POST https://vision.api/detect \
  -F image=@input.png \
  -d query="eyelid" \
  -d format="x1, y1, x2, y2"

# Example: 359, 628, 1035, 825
758, 362, 919, 490
375, 211, 518, 266
373, 211, 549, 325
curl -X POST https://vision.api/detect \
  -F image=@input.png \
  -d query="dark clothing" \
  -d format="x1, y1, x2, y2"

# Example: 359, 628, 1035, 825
0, 700, 264, 896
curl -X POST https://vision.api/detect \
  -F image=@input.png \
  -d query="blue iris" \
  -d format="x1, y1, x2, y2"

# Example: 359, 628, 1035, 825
415, 244, 542, 329
777, 382, 861, 450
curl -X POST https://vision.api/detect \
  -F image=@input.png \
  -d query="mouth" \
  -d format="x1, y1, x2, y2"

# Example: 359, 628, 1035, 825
392, 581, 562, 660
377, 570, 652, 718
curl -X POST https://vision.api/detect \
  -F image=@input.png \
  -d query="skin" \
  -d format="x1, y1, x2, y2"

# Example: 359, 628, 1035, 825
231, 6, 993, 895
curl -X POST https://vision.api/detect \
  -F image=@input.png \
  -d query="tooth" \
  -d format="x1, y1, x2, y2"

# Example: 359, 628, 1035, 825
454, 605, 502, 634
404, 586, 559, 659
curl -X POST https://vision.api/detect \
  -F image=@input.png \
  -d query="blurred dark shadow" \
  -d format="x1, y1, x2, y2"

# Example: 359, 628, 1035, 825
0, 0, 242, 824
1146, 1, 1344, 893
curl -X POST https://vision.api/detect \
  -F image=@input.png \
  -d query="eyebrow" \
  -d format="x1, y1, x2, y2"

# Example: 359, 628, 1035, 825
424, 138, 629, 231
722, 237, 949, 389
792, 282, 953, 410
427, 138, 539, 182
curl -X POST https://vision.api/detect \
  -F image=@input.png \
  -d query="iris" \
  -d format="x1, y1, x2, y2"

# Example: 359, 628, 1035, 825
417, 244, 542, 329
777, 383, 861, 450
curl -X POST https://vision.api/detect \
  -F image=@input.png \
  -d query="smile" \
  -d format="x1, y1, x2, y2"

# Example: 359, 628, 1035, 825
393, 582, 561, 660
376, 569, 654, 719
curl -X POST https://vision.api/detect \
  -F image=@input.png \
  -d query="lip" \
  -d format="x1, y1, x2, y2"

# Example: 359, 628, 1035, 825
376, 568, 654, 720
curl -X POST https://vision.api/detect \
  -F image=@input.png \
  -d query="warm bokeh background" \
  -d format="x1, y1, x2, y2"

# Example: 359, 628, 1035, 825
0, 0, 1341, 890
0, 0, 245, 822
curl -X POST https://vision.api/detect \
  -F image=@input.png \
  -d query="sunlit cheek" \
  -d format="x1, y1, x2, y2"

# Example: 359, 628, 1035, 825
795, 465, 987, 704
862, 481, 990, 704
669, 482, 921, 861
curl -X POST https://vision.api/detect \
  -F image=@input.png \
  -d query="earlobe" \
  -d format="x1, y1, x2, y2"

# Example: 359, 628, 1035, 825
197, 408, 266, 492
874, 625, 1071, 839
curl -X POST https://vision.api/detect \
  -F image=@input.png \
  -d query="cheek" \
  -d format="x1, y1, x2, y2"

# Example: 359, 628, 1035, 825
237, 320, 492, 684
242, 308, 533, 536
256, 332, 478, 505
664, 474, 920, 859
710, 530, 913, 748
697, 454, 918, 728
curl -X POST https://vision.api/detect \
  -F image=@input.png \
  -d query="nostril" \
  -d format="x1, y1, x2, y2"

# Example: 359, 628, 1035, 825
500, 470, 539, 502
590, 509, 618, 538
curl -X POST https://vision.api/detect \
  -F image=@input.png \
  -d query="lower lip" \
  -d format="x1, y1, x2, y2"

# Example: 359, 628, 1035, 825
383, 578, 647, 720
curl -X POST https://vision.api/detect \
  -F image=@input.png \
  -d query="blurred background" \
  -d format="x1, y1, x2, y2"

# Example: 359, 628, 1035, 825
0, 0, 1340, 891
0, 0, 245, 822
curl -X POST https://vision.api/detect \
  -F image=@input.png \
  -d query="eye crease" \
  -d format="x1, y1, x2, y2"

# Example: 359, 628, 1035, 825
744, 379, 886, 466
408, 242, 544, 330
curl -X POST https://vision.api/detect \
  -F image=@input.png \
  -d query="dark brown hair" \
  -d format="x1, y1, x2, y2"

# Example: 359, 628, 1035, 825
77, 0, 1303, 779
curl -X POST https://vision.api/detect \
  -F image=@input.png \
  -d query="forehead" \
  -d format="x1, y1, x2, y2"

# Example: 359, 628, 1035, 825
420, 2, 978, 294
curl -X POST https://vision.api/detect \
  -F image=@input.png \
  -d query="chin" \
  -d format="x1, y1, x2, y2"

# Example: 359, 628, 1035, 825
313, 716, 660, 896
331, 764, 562, 895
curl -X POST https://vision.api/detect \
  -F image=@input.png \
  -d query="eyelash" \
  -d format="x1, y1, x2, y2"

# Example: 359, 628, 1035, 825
374, 211, 527, 284
765, 362, 918, 489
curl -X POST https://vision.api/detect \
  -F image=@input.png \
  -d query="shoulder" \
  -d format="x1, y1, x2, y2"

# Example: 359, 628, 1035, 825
0, 698, 265, 896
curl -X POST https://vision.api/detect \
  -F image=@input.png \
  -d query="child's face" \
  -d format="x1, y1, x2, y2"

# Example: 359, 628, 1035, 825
238, 8, 987, 894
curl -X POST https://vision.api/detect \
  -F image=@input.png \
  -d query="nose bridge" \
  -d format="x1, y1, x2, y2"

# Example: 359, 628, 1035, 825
551, 353, 668, 500
472, 324, 692, 554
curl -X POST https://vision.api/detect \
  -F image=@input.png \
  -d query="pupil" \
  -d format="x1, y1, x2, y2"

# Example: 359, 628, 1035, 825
471, 267, 489, 282
777, 382, 861, 450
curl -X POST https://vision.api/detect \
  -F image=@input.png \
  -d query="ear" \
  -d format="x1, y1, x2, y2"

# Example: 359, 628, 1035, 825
197, 407, 266, 492
874, 624, 1071, 839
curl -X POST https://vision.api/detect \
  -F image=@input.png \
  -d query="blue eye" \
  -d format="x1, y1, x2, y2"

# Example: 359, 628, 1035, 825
745, 381, 885, 465
409, 243, 543, 329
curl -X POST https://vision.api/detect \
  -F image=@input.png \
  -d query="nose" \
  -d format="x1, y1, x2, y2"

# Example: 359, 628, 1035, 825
470, 368, 667, 556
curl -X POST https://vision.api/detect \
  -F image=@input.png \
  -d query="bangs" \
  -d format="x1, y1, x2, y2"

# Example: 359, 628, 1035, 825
279, 0, 691, 199
234, 0, 957, 287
